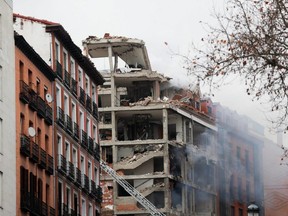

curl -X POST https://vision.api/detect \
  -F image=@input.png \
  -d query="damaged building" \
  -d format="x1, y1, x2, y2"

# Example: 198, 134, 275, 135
82, 34, 218, 216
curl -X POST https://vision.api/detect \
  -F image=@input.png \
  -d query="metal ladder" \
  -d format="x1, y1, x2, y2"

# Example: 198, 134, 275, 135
100, 160, 166, 216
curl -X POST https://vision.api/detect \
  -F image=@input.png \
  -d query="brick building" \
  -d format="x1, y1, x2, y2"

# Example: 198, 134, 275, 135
15, 32, 55, 215
14, 14, 104, 216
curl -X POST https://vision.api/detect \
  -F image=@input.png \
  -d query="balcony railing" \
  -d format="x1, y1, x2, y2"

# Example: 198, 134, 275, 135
86, 95, 92, 113
41, 201, 48, 216
96, 186, 103, 203
67, 161, 75, 181
45, 105, 53, 126
94, 143, 100, 161
65, 115, 73, 135
56, 61, 63, 80
30, 194, 41, 215
46, 154, 54, 176
31, 141, 39, 163
56, 106, 65, 128
79, 87, 86, 106
90, 180, 97, 198
74, 167, 82, 188
37, 96, 46, 118
58, 154, 67, 176
39, 147, 47, 169
71, 78, 78, 97
20, 190, 31, 212
81, 130, 88, 150
82, 174, 90, 194
29, 90, 38, 111
49, 207, 55, 216
20, 134, 31, 157
92, 102, 99, 120
64, 70, 71, 88
73, 122, 79, 141
19, 80, 31, 104
88, 137, 94, 155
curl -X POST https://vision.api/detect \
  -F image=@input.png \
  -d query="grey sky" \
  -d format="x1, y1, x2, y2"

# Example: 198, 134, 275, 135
13, 0, 279, 141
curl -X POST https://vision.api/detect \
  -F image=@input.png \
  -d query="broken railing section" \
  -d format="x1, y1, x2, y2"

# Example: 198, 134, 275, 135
100, 160, 166, 216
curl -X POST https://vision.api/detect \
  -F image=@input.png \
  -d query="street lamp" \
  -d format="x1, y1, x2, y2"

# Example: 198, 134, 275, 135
247, 203, 259, 216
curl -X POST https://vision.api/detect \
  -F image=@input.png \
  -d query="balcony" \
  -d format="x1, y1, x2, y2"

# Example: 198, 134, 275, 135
94, 143, 100, 161
79, 87, 86, 106
92, 102, 99, 120
58, 154, 67, 176
73, 122, 79, 141
65, 115, 73, 135
29, 90, 38, 111
86, 95, 92, 113
45, 105, 53, 126
41, 201, 48, 216
67, 161, 75, 181
74, 167, 82, 188
19, 80, 31, 104
81, 130, 88, 150
90, 180, 97, 198
61, 203, 69, 216
64, 70, 71, 89
56, 106, 65, 128
46, 154, 54, 176
20, 190, 31, 212
39, 147, 47, 169
49, 207, 55, 216
20, 134, 31, 157
96, 186, 103, 203
30, 194, 41, 215
71, 78, 78, 97
70, 209, 78, 216
56, 61, 63, 80
30, 141, 39, 163
88, 137, 94, 155
37, 96, 46, 118
82, 174, 90, 194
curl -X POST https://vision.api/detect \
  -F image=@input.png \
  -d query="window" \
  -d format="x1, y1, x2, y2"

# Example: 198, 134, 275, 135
65, 141, 70, 161
88, 161, 92, 179
44, 86, 48, 101
81, 155, 85, 173
45, 135, 49, 152
92, 84, 96, 102
73, 193, 78, 214
93, 124, 98, 142
20, 114, 24, 135
63, 50, 68, 71
72, 148, 78, 167
56, 85, 61, 108
86, 117, 91, 136
70, 58, 75, 79
245, 150, 250, 173
66, 187, 71, 209
88, 204, 93, 216
37, 128, 41, 145
71, 101, 76, 123
57, 134, 63, 155
55, 42, 60, 62
80, 110, 84, 130
85, 76, 90, 95
64, 94, 69, 115
28, 70, 33, 88
58, 181, 63, 214
81, 198, 86, 216
78, 69, 83, 88
94, 167, 98, 184
36, 78, 40, 95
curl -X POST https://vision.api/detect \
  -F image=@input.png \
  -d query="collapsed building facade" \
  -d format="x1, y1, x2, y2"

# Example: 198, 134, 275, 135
83, 34, 218, 216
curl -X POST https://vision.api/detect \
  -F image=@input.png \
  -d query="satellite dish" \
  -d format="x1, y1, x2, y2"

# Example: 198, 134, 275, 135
45, 93, 53, 103
28, 127, 36, 137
